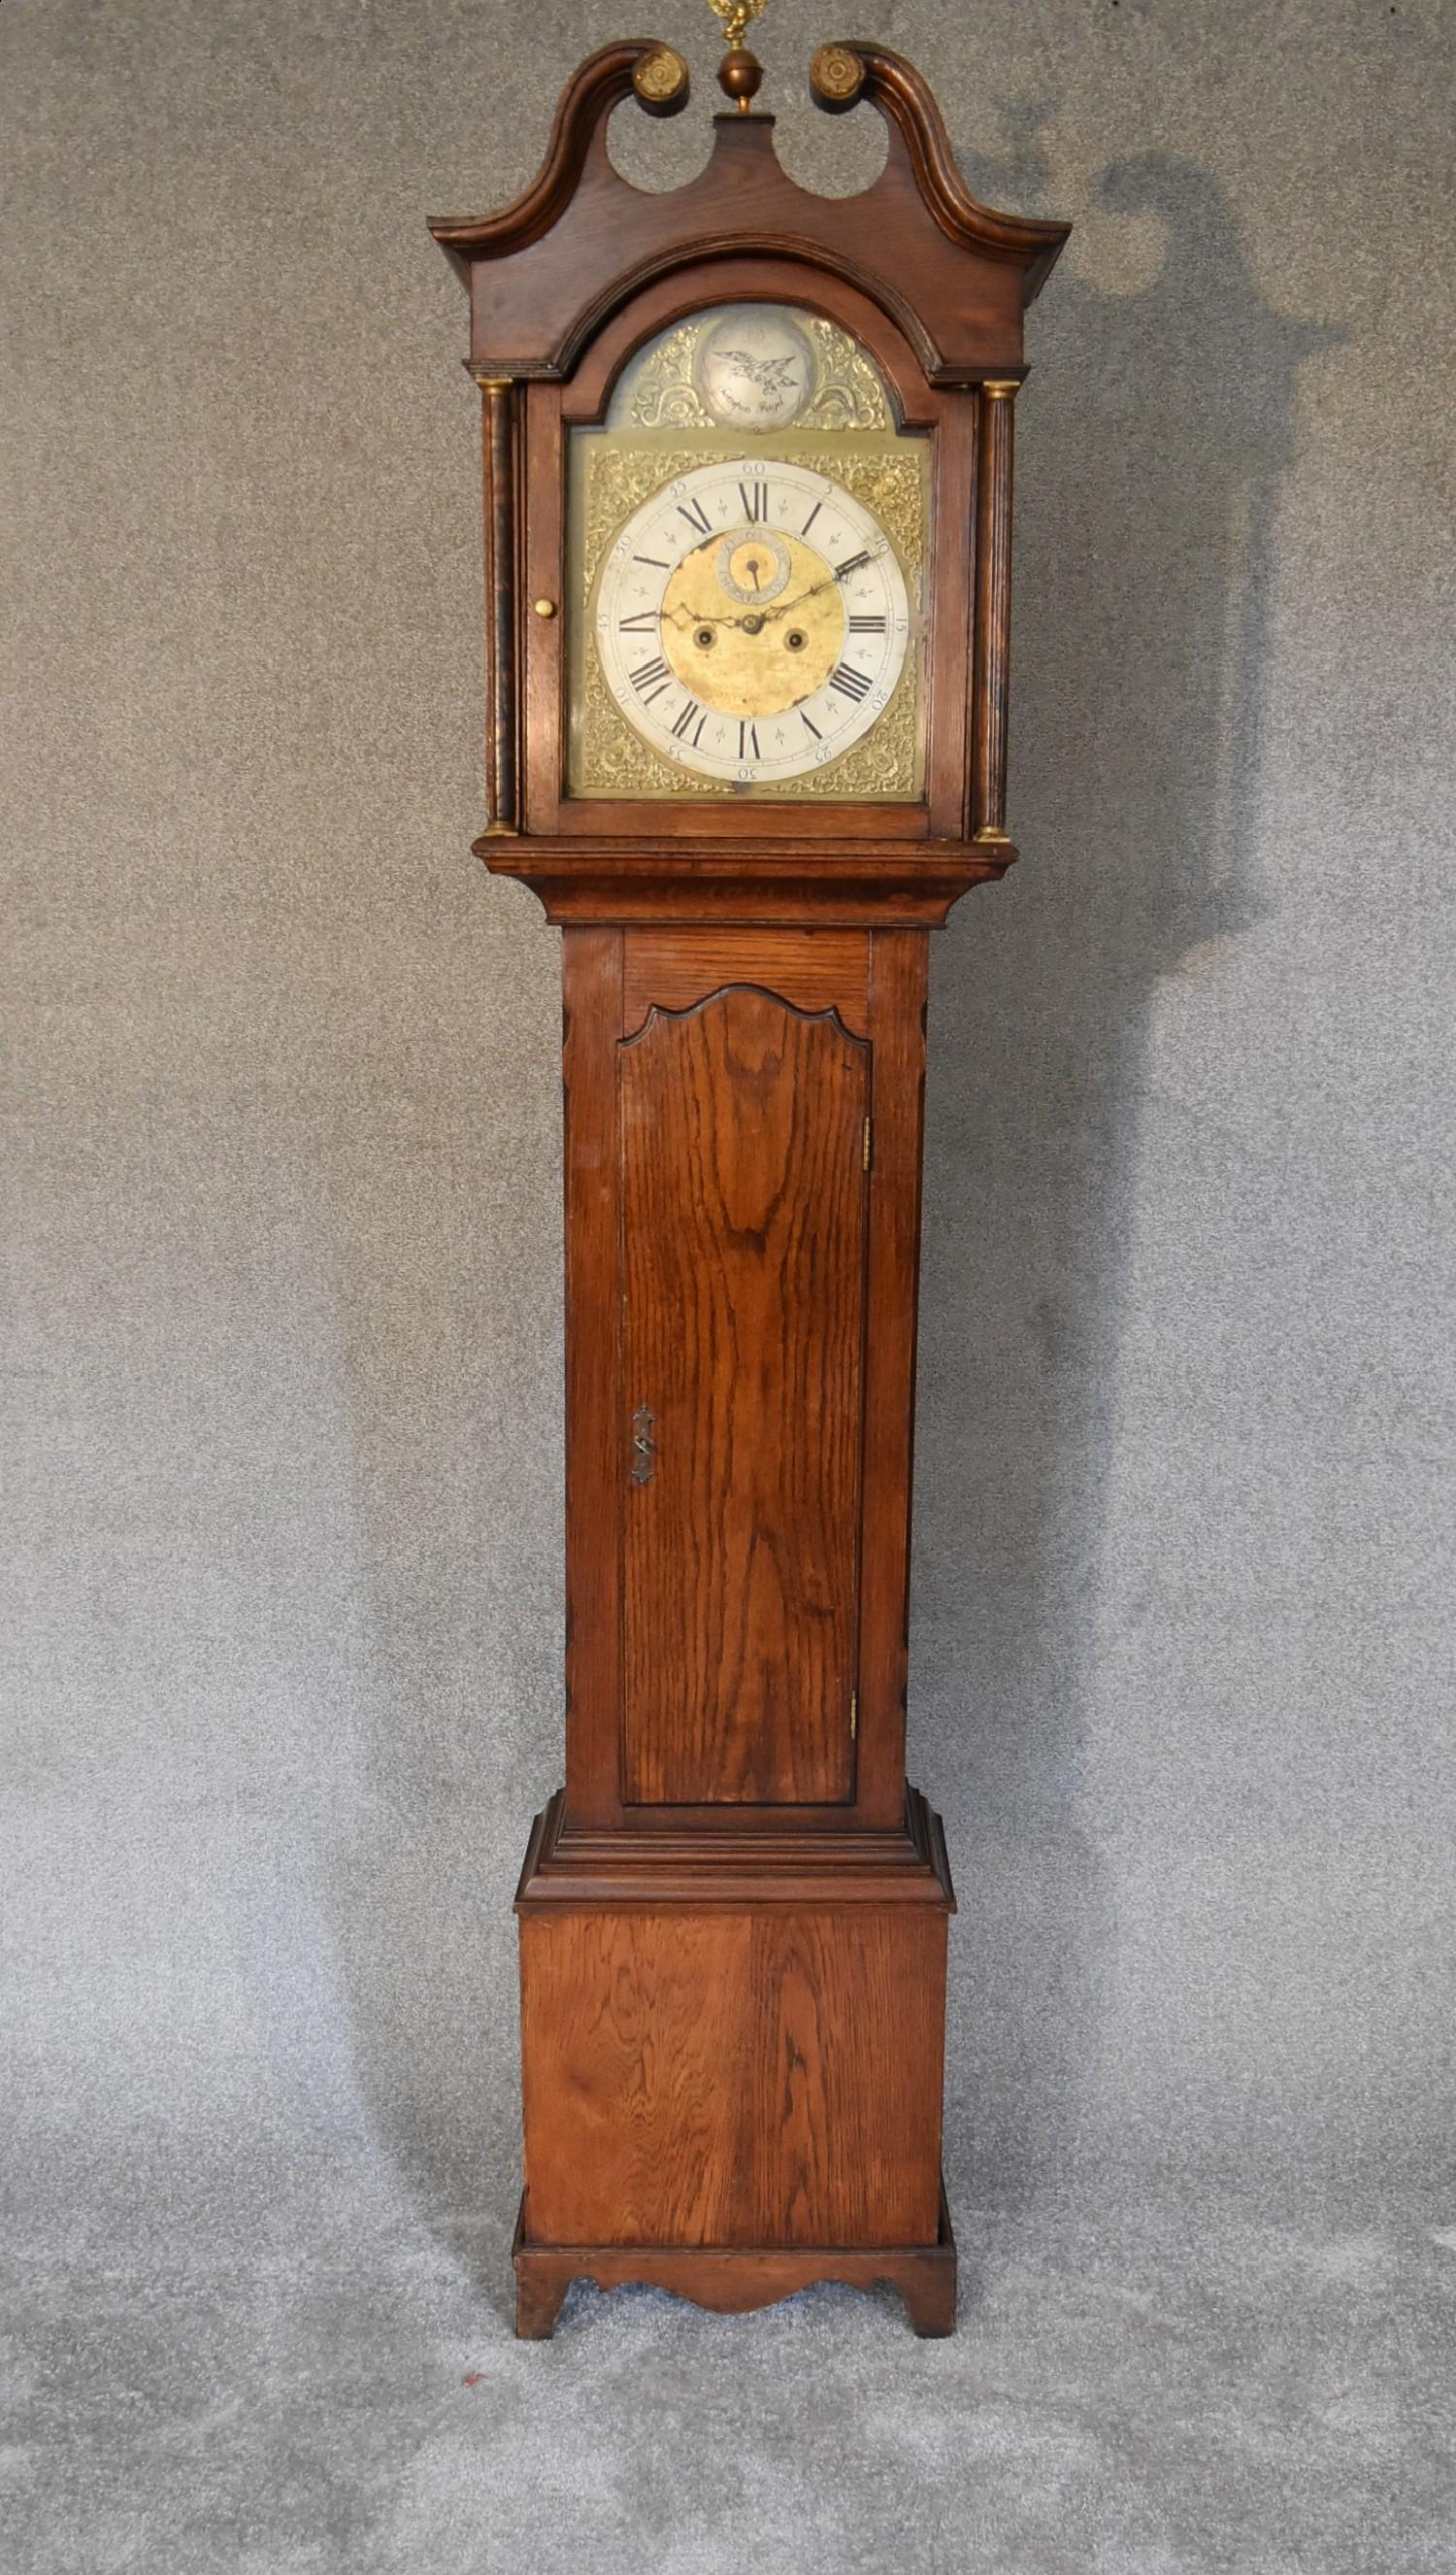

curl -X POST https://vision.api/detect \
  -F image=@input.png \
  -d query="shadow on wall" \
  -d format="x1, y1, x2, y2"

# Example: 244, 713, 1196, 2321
314, 135, 1340, 2296
920, 130, 1341, 2206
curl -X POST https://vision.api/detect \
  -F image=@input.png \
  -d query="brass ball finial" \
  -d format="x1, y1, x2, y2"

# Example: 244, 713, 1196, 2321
718, 46, 764, 109
707, 0, 768, 111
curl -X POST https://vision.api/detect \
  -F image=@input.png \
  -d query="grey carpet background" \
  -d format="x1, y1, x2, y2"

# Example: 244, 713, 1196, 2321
4, 1, 1454, 2568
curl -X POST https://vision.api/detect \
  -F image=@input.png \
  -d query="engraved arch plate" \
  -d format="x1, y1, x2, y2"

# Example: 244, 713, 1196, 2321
604, 303, 892, 434
619, 987, 869, 1805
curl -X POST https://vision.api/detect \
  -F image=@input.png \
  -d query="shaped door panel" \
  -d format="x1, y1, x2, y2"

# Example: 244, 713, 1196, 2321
620, 987, 868, 1804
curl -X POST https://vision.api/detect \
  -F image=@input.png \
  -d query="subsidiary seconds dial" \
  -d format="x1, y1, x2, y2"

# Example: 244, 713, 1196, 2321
592, 456, 913, 785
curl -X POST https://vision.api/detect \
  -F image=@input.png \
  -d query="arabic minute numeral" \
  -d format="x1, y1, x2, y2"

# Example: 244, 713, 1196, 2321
829, 661, 873, 703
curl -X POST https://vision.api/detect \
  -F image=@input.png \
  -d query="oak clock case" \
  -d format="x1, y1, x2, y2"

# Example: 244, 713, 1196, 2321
428, 35, 1068, 2340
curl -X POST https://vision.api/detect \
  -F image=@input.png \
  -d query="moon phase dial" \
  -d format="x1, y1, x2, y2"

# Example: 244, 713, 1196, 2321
594, 456, 913, 785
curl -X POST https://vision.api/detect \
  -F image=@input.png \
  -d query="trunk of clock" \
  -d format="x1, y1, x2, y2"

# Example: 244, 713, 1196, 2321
514, 923, 954, 2325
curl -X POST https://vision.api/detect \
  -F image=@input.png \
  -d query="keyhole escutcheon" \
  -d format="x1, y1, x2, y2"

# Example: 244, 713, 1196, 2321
630, 1404, 657, 1486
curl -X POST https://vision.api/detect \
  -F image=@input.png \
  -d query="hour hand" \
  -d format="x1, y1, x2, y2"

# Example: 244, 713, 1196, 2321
661, 602, 756, 633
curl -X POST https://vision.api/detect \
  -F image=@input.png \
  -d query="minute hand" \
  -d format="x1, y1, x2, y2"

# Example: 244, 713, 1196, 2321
761, 551, 876, 624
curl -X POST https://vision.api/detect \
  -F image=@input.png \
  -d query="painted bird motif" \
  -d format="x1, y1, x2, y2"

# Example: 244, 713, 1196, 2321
719, 350, 805, 393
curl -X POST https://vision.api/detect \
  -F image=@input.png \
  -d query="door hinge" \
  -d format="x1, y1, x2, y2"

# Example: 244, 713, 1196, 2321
849, 1690, 858, 1739
862, 1117, 872, 1171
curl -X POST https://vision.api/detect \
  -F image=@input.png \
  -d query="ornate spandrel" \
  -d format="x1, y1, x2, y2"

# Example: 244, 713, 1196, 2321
608, 306, 891, 433
570, 436, 928, 801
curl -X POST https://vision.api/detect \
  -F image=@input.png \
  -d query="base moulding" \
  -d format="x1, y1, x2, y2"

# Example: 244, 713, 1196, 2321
513, 2178, 957, 2339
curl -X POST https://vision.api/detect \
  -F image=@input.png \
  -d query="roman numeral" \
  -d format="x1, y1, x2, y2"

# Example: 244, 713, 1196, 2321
739, 482, 768, 522
738, 720, 760, 760
848, 614, 886, 634
677, 497, 711, 536
632, 553, 670, 571
836, 551, 872, 582
671, 698, 706, 746
629, 656, 673, 703
829, 661, 873, 702
800, 711, 822, 741
618, 611, 658, 633
801, 500, 823, 537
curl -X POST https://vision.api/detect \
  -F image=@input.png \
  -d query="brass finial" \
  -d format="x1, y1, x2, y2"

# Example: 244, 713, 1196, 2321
707, 0, 768, 111
632, 46, 690, 115
810, 44, 865, 113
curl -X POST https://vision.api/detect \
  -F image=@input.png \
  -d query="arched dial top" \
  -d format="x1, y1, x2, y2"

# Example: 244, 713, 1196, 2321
571, 288, 928, 806
594, 454, 913, 786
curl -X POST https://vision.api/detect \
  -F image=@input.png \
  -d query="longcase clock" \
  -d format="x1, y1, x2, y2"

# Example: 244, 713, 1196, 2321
428, 13, 1068, 2339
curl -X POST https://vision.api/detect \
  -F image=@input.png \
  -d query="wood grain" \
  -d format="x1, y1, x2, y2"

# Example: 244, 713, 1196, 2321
622, 929, 870, 1038
560, 929, 623, 1825
488, 838, 1015, 927
513, 2183, 957, 2339
553, 926, 943, 1838
620, 988, 868, 1805
519, 1904, 946, 2249
855, 930, 931, 1824
429, 45, 1068, 382
517, 1784, 956, 1904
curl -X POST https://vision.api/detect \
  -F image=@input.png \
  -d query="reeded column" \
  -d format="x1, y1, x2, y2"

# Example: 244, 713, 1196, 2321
972, 378, 1019, 844
477, 374, 519, 836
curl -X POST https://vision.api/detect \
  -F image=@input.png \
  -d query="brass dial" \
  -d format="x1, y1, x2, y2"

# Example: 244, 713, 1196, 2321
658, 525, 847, 720
592, 455, 911, 785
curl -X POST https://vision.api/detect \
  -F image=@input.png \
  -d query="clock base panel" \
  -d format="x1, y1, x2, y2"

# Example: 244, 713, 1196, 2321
515, 1797, 954, 2318
513, 2181, 957, 2340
